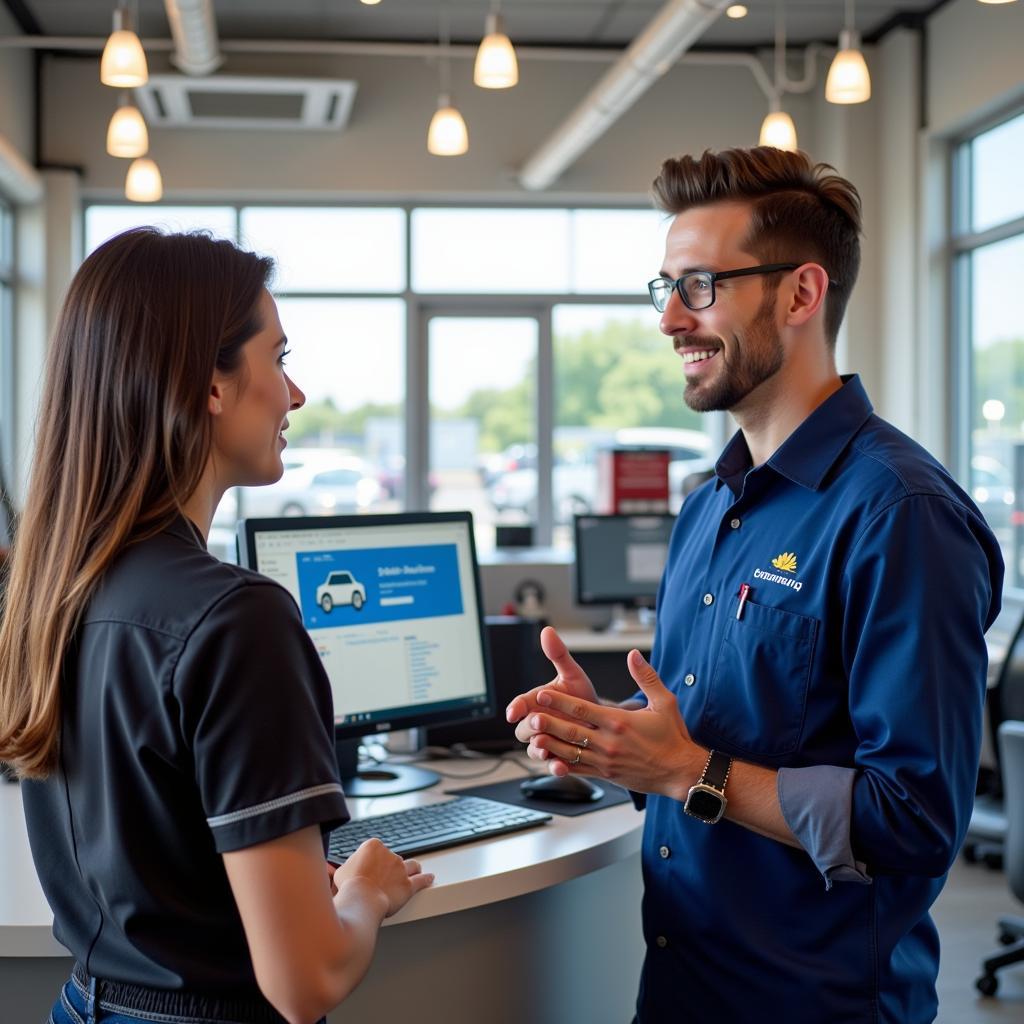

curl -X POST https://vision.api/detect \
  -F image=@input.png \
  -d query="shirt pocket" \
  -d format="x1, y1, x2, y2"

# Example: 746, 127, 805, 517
701, 599, 819, 759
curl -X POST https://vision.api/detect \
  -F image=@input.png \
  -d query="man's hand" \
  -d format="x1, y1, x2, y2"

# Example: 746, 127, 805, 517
506, 626, 600, 747
527, 649, 703, 799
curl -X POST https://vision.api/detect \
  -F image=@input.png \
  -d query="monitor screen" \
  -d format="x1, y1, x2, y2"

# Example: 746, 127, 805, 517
238, 512, 494, 742
574, 513, 675, 608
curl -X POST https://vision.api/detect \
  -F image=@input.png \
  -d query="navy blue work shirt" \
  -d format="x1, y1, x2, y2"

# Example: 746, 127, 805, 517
637, 376, 1003, 1024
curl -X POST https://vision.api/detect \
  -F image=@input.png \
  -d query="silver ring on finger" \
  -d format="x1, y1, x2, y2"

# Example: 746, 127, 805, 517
571, 747, 583, 767
576, 735, 589, 750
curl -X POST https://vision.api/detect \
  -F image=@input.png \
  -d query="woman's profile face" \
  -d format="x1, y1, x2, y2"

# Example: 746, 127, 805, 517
211, 289, 305, 489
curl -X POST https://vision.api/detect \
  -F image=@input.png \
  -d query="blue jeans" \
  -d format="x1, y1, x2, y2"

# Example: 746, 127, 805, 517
48, 975, 161, 1024
47, 968, 308, 1024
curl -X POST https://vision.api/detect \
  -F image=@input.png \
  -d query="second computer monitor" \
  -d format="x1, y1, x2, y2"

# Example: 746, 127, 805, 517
574, 513, 676, 629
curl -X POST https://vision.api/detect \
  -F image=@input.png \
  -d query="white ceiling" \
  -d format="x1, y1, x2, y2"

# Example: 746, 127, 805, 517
14, 1, 944, 48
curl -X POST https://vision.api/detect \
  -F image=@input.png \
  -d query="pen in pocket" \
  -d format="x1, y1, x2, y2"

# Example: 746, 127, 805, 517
736, 583, 751, 620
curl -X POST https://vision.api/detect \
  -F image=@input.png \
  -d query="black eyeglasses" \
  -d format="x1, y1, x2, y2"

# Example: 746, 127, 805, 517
647, 263, 800, 313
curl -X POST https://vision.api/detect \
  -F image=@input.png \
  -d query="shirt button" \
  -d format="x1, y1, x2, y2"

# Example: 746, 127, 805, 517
730, 517, 741, 529
684, 673, 695, 687
703, 593, 714, 606
656, 935, 669, 948
659, 845, 671, 859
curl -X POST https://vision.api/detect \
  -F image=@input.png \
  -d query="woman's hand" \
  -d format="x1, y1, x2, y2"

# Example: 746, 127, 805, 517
332, 838, 433, 918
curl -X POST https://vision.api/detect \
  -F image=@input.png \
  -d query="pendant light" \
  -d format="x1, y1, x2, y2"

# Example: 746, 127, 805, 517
100, 6, 149, 88
106, 94, 148, 158
976, 0, 1018, 5
427, 9, 468, 156
760, 106, 798, 151
759, 2, 798, 152
474, 3, 518, 89
125, 157, 162, 202
826, 0, 871, 104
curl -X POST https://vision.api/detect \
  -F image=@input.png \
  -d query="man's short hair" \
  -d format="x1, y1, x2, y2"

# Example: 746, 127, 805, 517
651, 147, 862, 346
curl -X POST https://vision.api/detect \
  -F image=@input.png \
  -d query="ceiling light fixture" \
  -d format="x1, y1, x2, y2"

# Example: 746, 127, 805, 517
976, 0, 1018, 5
106, 93, 148, 157
759, 106, 798, 151
100, 6, 149, 87
759, 1, 798, 151
825, 0, 871, 104
725, 4, 749, 17
360, 0, 383, 5
427, 8, 468, 156
474, 3, 519, 88
125, 157, 162, 201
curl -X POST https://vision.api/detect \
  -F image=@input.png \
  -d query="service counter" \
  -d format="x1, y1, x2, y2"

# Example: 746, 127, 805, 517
1, 757, 646, 1023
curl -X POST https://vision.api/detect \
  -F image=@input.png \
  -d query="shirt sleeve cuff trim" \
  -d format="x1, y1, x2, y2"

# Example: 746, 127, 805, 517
207, 782, 345, 829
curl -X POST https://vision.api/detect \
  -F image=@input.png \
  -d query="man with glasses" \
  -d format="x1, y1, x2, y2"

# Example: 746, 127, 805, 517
508, 146, 1003, 1022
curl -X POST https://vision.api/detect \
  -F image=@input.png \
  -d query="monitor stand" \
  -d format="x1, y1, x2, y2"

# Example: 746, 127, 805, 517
335, 738, 440, 798
605, 604, 655, 634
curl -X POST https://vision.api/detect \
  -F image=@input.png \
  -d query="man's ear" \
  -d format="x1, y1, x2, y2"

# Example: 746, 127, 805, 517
784, 263, 830, 328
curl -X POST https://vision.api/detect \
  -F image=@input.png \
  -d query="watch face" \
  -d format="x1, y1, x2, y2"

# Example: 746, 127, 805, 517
685, 786, 725, 823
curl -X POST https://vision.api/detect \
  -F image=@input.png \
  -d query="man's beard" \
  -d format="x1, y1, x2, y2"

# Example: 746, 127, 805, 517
682, 289, 783, 413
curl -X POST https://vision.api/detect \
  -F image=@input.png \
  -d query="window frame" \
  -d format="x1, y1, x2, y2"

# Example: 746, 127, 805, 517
951, 104, 1024, 588
82, 199, 724, 548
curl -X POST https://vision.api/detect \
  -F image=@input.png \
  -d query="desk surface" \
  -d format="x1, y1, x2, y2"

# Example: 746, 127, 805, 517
0, 758, 644, 957
557, 628, 654, 653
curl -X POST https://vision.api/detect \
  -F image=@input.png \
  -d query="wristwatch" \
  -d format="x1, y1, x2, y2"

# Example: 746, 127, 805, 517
683, 749, 732, 824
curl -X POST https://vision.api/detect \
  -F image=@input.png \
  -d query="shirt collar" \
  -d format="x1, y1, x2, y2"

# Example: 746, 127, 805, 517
163, 512, 208, 550
715, 374, 874, 494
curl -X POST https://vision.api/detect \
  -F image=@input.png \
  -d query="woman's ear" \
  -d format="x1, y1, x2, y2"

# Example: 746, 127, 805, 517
208, 379, 225, 417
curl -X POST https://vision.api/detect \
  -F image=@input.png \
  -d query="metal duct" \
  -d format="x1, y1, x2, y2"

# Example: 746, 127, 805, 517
518, 0, 731, 191
163, 0, 222, 76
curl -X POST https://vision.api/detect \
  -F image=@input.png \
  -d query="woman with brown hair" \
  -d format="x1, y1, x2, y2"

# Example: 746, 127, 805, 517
0, 228, 431, 1024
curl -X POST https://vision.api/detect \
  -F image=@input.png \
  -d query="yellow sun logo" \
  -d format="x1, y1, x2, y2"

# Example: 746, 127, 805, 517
772, 552, 798, 573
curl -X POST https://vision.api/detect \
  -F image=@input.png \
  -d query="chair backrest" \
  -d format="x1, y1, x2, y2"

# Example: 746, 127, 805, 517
998, 720, 1024, 903
985, 595, 1024, 795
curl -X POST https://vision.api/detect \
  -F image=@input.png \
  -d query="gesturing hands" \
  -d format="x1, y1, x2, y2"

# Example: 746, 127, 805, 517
507, 628, 702, 799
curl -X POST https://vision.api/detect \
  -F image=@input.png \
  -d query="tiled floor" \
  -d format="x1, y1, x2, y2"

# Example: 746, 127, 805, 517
935, 857, 1024, 1021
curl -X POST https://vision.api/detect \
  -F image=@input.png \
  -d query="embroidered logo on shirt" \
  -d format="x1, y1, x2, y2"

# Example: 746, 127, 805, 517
771, 552, 798, 573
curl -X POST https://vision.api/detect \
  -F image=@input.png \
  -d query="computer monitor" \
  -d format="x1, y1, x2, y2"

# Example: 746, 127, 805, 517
573, 513, 675, 632
238, 511, 494, 796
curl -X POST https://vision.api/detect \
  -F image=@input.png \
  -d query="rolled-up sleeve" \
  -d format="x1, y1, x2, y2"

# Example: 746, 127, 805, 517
815, 494, 1001, 880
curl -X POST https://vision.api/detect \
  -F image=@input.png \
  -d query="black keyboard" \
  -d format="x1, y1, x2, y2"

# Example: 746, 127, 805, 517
327, 795, 552, 862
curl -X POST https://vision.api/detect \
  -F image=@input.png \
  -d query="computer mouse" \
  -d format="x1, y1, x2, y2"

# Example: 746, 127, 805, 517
520, 774, 605, 803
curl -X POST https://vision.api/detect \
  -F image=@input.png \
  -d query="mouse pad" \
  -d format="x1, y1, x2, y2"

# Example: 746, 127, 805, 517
448, 777, 634, 817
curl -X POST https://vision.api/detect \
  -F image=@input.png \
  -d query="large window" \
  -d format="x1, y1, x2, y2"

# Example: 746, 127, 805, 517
84, 203, 718, 556
955, 109, 1024, 587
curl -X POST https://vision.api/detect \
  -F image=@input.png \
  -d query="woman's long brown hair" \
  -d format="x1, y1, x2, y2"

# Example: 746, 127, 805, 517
0, 228, 272, 778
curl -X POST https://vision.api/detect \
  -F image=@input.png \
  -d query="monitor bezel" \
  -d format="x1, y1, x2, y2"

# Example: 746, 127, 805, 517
573, 512, 676, 609
238, 510, 496, 742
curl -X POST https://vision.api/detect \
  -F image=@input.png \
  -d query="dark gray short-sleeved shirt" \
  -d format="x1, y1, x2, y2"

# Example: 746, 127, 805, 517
22, 516, 349, 993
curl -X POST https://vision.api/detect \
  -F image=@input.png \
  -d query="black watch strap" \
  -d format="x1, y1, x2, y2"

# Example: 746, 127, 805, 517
698, 749, 732, 793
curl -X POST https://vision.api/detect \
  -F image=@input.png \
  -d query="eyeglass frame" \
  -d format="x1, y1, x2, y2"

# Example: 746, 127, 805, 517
648, 262, 810, 313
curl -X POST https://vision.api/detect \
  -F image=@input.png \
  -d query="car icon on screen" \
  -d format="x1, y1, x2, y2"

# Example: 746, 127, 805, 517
316, 571, 366, 613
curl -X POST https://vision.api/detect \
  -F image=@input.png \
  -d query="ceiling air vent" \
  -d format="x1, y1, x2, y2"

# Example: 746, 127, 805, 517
136, 75, 357, 131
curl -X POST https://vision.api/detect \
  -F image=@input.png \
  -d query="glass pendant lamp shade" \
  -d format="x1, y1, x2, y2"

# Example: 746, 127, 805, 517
427, 96, 469, 155
106, 101, 148, 157
474, 12, 518, 88
759, 109, 798, 151
100, 8, 149, 87
125, 157, 162, 201
825, 29, 871, 104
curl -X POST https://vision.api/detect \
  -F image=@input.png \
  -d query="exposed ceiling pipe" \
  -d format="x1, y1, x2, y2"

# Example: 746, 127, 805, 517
518, 0, 732, 191
163, 0, 222, 76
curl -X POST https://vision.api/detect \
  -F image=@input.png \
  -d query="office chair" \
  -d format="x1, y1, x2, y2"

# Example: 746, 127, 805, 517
963, 595, 1024, 868
975, 720, 1024, 996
